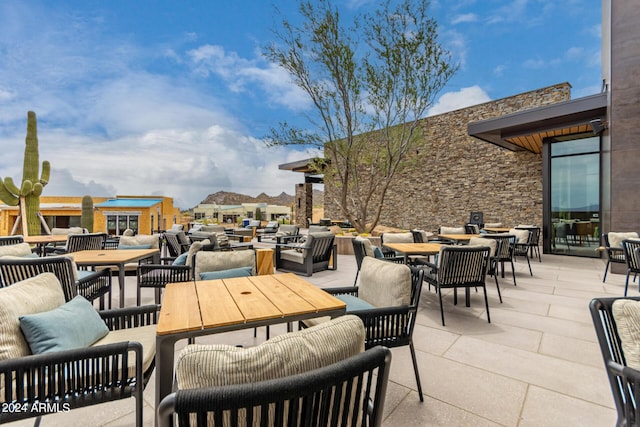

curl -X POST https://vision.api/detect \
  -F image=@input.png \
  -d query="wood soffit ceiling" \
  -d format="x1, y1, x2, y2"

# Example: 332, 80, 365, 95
467, 92, 608, 155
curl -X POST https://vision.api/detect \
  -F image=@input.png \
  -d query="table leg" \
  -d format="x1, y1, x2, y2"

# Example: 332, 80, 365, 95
155, 334, 177, 427
118, 262, 126, 308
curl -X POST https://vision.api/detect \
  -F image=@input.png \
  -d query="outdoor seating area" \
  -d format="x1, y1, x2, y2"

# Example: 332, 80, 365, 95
1, 224, 639, 426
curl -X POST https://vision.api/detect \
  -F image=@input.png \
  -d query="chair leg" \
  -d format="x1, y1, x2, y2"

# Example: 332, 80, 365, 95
625, 271, 631, 296
409, 341, 424, 402
526, 254, 532, 276
511, 260, 517, 286
493, 273, 502, 303
483, 285, 491, 323
603, 260, 610, 283
438, 286, 446, 326
353, 269, 359, 286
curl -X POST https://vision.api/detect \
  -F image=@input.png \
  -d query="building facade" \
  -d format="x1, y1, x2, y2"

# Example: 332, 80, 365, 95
0, 195, 181, 236
192, 203, 291, 225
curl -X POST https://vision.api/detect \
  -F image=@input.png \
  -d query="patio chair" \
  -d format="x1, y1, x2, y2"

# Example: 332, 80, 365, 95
553, 222, 571, 251
590, 296, 640, 427
164, 229, 191, 258
423, 245, 492, 326
64, 232, 108, 253
0, 272, 159, 427
352, 237, 403, 285
159, 315, 389, 426
0, 235, 25, 246
480, 234, 517, 286
622, 239, 640, 296
305, 258, 425, 401
510, 228, 533, 276
603, 232, 639, 283
516, 225, 542, 262
275, 231, 337, 276
0, 255, 113, 309
158, 345, 391, 427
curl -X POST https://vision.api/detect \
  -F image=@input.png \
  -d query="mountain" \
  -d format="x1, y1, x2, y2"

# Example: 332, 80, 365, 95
197, 190, 324, 207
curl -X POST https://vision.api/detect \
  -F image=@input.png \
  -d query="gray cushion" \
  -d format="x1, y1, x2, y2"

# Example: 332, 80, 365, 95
359, 257, 411, 307
176, 314, 365, 390
440, 226, 466, 234
119, 234, 160, 249
382, 232, 414, 244
19, 295, 108, 354
0, 273, 66, 360
509, 228, 530, 244
609, 232, 640, 248
470, 236, 498, 257
612, 299, 640, 371
194, 250, 256, 278
0, 243, 33, 258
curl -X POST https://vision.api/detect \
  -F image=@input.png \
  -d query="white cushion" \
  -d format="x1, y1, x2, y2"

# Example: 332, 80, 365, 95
470, 236, 497, 257
0, 273, 66, 360
0, 243, 32, 258
612, 299, 640, 371
359, 257, 411, 307
355, 236, 375, 257
484, 222, 503, 228
382, 232, 414, 244
509, 228, 530, 244
440, 226, 466, 234
194, 250, 256, 278
176, 314, 365, 390
609, 232, 640, 249
92, 324, 157, 376
119, 234, 160, 249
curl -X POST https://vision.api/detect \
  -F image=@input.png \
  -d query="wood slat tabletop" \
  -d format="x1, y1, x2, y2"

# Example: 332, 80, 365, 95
157, 282, 202, 335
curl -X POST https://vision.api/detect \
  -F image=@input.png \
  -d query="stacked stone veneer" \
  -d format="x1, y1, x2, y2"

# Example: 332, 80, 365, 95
294, 182, 313, 227
324, 83, 571, 234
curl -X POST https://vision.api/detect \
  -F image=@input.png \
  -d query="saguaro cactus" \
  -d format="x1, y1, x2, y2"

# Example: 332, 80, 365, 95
81, 195, 94, 232
0, 111, 50, 235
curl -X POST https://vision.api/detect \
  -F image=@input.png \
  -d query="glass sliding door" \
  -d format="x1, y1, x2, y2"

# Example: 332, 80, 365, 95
550, 136, 600, 257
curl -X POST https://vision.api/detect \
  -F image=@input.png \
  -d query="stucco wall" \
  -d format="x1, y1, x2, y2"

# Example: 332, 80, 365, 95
324, 83, 571, 233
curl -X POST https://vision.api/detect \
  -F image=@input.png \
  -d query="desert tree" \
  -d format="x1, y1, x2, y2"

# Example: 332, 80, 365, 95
264, 0, 457, 232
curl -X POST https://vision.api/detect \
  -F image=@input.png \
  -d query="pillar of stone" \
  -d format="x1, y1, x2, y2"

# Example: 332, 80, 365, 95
294, 183, 313, 227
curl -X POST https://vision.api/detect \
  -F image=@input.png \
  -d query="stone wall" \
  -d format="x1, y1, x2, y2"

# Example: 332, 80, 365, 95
294, 182, 312, 227
324, 83, 571, 233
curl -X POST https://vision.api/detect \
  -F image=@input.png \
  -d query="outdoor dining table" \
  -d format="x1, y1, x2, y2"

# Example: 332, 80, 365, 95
23, 234, 68, 256
71, 248, 159, 308
382, 242, 443, 264
438, 233, 481, 243
154, 273, 347, 422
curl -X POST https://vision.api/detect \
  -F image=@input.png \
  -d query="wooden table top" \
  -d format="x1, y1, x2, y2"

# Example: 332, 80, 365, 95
71, 248, 159, 265
483, 227, 511, 233
383, 242, 443, 255
439, 234, 481, 241
157, 273, 346, 336
23, 235, 68, 244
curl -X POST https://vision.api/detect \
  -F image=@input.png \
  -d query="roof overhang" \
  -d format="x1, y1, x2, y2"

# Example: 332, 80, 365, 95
467, 92, 608, 154
278, 157, 327, 174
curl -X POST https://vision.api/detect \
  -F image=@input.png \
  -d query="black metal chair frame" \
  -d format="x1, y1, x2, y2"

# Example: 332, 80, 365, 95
164, 230, 191, 258
481, 234, 517, 286
0, 235, 25, 246
320, 266, 425, 402
65, 232, 108, 253
137, 262, 192, 305
622, 240, 640, 296
512, 232, 533, 276
275, 234, 337, 276
0, 273, 159, 426
603, 233, 628, 283
423, 245, 492, 326
157, 345, 391, 427
516, 226, 541, 262
352, 239, 404, 286
0, 256, 113, 310
590, 296, 640, 427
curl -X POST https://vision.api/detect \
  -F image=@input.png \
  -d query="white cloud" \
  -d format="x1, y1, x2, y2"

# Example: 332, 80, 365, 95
451, 13, 478, 25
427, 86, 491, 116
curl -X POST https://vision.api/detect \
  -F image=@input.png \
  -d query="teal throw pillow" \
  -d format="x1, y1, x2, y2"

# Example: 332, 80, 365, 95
118, 244, 153, 250
199, 266, 253, 280
172, 252, 189, 265
373, 246, 384, 259
336, 294, 376, 311
19, 295, 109, 354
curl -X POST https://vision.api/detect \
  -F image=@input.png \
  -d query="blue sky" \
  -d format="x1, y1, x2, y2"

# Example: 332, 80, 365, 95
0, 0, 602, 209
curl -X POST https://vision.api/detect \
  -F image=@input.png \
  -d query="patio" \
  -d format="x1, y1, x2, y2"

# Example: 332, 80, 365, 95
5, 245, 623, 426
